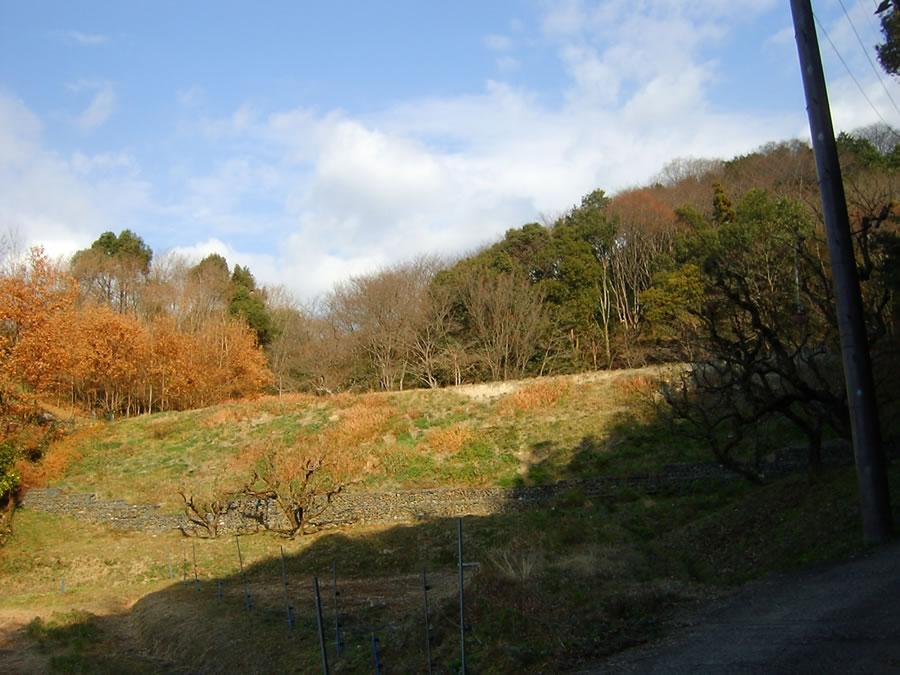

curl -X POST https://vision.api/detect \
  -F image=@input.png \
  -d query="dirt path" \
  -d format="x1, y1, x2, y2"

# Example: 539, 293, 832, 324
579, 540, 900, 674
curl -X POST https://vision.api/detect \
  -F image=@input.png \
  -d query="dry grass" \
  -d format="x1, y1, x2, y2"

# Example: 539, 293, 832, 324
553, 543, 643, 580
322, 399, 394, 446
15, 428, 96, 490
200, 406, 253, 428
4, 460, 896, 673
424, 423, 474, 456
614, 373, 656, 399
259, 392, 320, 408
500, 378, 570, 412
39, 366, 707, 508
145, 416, 181, 439
613, 373, 661, 422
488, 547, 543, 581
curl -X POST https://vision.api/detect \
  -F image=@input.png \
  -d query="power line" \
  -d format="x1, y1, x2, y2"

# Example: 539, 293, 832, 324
837, 0, 900, 118
812, 10, 900, 138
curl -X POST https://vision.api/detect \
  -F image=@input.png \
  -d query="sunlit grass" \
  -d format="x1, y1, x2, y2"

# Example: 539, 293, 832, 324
43, 369, 699, 509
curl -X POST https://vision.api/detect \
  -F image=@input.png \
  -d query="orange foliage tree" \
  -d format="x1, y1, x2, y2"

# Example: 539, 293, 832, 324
0, 249, 77, 499
0, 247, 271, 417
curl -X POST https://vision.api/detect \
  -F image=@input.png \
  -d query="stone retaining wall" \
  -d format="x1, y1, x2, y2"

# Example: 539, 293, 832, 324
21, 442, 855, 535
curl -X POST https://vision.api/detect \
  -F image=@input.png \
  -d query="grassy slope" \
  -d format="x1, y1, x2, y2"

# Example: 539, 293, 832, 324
46, 367, 702, 510
2, 368, 899, 672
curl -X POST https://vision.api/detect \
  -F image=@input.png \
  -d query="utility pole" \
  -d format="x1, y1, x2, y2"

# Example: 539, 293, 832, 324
791, 0, 893, 545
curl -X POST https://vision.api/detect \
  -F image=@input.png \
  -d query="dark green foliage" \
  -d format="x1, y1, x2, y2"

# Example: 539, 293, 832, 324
190, 253, 229, 283
836, 129, 900, 169
88, 229, 153, 272
186, 254, 274, 345
71, 229, 154, 310
876, 1, 900, 76
229, 285, 273, 345
230, 264, 256, 291
655, 185, 900, 477
711, 181, 735, 225
0, 440, 20, 498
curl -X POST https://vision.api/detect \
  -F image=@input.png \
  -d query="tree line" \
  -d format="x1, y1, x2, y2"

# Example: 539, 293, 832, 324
0, 127, 896, 460
0, 242, 271, 418
4, 126, 897, 405
276, 128, 898, 402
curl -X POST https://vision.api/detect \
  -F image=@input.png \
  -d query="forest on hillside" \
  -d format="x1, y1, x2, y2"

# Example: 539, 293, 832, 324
3, 127, 900, 400
0, 125, 898, 494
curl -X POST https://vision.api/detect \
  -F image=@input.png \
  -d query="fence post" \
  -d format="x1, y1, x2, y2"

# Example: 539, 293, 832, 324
372, 633, 381, 674
457, 518, 480, 674
192, 542, 200, 592
423, 566, 433, 674
458, 518, 467, 674
280, 546, 294, 630
236, 536, 251, 611
314, 576, 330, 674
332, 560, 343, 657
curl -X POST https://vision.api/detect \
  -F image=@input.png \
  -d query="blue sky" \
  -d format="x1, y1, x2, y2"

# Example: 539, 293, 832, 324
2, 0, 899, 300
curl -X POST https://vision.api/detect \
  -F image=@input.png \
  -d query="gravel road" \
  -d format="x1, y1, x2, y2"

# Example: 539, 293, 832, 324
580, 540, 900, 674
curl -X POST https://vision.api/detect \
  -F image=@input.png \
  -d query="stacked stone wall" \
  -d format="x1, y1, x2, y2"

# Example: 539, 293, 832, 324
21, 441, 856, 535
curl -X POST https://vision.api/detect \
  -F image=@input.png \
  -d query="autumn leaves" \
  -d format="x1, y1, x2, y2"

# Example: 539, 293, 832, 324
1, 249, 271, 417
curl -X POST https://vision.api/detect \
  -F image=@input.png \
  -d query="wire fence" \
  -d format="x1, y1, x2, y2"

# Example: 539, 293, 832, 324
69, 517, 481, 674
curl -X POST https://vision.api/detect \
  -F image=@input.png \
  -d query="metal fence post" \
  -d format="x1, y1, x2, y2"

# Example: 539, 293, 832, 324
314, 576, 330, 674
457, 518, 480, 674
281, 546, 294, 630
236, 536, 251, 611
423, 566, 433, 674
458, 518, 466, 675
332, 560, 343, 657
372, 633, 381, 674
192, 542, 199, 592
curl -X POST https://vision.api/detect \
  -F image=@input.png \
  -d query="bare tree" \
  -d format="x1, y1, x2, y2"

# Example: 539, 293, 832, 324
462, 269, 550, 381
328, 258, 442, 390
264, 285, 310, 395
240, 439, 364, 537
178, 476, 237, 538
607, 188, 680, 366
852, 122, 900, 155
654, 156, 724, 186
407, 283, 459, 388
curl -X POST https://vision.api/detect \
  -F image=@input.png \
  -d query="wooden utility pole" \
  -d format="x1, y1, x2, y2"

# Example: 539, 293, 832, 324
791, 0, 893, 544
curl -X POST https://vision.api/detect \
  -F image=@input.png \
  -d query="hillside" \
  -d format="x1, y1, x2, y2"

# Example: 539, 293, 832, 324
2, 369, 898, 673
39, 367, 699, 512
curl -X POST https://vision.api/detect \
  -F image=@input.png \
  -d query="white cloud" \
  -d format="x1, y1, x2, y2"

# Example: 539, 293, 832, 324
13, 0, 900, 305
540, 0, 586, 36
496, 56, 520, 72
767, 24, 795, 47
167, 238, 276, 274
197, 102, 260, 140
177, 86, 205, 108
227, 2, 820, 301
483, 33, 513, 51
559, 44, 620, 105
55, 30, 107, 46
71, 151, 136, 174
0, 91, 149, 258
72, 83, 117, 131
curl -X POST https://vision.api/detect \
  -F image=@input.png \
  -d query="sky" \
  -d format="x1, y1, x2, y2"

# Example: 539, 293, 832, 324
2, 0, 900, 301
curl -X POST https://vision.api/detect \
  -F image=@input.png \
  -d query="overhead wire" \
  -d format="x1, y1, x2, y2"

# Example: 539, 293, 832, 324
812, 8, 900, 139
836, 0, 900, 118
